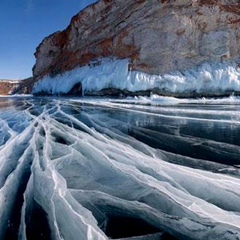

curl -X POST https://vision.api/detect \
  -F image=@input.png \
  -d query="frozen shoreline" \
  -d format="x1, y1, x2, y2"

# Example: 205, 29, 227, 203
33, 58, 240, 98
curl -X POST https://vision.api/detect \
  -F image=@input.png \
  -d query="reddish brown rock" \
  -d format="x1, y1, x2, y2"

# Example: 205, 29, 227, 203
0, 81, 19, 95
0, 77, 34, 95
33, 0, 240, 81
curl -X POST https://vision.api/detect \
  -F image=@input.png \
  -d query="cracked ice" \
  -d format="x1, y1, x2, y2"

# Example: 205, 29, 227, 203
0, 96, 240, 240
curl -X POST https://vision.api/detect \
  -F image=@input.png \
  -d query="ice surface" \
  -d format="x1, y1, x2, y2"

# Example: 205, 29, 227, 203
0, 96, 240, 239
33, 58, 240, 96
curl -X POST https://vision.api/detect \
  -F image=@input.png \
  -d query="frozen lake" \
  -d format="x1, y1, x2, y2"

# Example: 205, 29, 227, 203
0, 95, 240, 240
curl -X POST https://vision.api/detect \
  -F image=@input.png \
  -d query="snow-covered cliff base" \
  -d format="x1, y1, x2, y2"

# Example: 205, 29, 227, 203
33, 59, 240, 98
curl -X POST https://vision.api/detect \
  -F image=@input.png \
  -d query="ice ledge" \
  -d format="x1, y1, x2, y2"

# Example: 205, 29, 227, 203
32, 58, 240, 98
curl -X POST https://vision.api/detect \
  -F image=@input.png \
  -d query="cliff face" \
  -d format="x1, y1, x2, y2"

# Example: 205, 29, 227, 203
0, 78, 34, 95
0, 81, 19, 95
33, 0, 240, 85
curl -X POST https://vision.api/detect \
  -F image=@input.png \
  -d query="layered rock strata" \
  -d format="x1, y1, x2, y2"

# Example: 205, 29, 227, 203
33, 0, 240, 96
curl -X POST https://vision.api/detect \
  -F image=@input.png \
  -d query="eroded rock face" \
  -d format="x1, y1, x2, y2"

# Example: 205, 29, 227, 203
0, 78, 34, 95
33, 0, 240, 80
0, 81, 20, 95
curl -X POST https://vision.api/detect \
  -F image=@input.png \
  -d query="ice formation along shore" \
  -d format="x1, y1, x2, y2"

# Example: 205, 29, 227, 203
0, 96, 240, 239
33, 58, 240, 97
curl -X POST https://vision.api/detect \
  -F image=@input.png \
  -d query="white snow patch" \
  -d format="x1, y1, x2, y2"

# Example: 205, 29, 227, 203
33, 58, 240, 96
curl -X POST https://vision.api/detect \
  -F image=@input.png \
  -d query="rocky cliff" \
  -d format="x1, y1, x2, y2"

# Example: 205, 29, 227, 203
0, 78, 34, 95
0, 80, 20, 95
33, 0, 240, 96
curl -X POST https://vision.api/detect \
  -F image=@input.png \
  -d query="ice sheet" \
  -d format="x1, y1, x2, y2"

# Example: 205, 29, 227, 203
0, 96, 239, 239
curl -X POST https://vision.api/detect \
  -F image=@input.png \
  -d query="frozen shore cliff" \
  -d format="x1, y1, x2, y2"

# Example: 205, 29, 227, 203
32, 0, 240, 97
0, 78, 33, 95
0, 80, 20, 95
